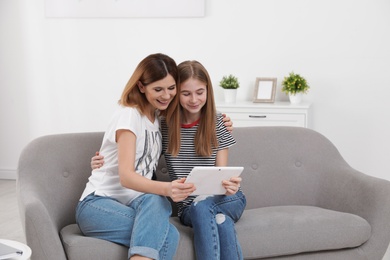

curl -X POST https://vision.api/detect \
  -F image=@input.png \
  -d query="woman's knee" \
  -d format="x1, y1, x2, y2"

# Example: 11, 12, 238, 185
169, 223, 180, 244
139, 194, 172, 214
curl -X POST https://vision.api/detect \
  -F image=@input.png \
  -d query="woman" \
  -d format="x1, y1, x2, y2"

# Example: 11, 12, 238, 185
76, 53, 195, 260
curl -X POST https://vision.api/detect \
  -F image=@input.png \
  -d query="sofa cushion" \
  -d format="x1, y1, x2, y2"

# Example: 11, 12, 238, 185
236, 206, 371, 259
60, 224, 128, 260
61, 206, 371, 260
61, 220, 197, 260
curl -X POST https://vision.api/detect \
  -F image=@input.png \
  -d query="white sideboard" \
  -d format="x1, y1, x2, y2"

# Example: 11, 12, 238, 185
216, 101, 311, 128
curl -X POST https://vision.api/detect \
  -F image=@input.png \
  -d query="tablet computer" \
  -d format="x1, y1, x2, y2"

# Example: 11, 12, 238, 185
184, 166, 244, 195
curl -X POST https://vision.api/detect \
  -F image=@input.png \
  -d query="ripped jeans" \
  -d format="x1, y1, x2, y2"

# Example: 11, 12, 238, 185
180, 190, 246, 260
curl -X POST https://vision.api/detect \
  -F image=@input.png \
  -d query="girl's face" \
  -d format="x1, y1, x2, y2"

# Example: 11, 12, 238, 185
180, 78, 207, 117
139, 74, 177, 111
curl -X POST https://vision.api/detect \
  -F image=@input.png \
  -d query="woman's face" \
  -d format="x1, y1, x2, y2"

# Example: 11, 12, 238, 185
140, 74, 177, 111
180, 78, 207, 117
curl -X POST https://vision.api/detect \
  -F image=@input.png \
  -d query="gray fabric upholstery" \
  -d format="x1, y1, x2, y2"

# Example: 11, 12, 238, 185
17, 127, 390, 260
61, 224, 128, 260
236, 206, 370, 258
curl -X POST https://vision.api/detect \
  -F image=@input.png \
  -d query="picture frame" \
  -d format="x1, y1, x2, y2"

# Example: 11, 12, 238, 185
253, 77, 277, 103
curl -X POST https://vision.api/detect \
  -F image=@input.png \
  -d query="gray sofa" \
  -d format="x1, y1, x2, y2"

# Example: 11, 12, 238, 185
17, 126, 390, 260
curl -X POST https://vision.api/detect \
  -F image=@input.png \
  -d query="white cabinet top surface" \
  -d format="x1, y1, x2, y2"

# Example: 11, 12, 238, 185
216, 101, 311, 109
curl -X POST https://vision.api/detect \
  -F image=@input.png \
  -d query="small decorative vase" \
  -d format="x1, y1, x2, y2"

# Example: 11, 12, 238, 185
288, 92, 303, 104
224, 89, 237, 103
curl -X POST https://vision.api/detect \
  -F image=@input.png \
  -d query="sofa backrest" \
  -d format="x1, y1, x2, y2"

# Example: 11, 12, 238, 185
18, 127, 348, 228
226, 126, 348, 210
154, 126, 348, 212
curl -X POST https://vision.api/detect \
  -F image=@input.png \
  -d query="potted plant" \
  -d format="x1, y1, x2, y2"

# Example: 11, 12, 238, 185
219, 74, 240, 103
282, 72, 310, 104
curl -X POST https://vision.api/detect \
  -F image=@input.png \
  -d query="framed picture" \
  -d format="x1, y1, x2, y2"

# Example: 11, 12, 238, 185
253, 77, 277, 103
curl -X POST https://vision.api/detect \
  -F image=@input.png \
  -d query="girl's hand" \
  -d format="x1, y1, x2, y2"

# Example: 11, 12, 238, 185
91, 151, 104, 170
223, 176, 242, 195
169, 178, 196, 202
222, 113, 234, 133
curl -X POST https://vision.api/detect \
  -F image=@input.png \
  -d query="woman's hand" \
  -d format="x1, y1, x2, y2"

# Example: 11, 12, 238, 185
91, 151, 104, 170
223, 176, 242, 195
169, 178, 196, 202
222, 113, 233, 133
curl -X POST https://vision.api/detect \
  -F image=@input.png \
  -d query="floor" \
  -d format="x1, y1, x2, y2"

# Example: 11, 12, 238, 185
0, 180, 26, 244
1, 179, 390, 259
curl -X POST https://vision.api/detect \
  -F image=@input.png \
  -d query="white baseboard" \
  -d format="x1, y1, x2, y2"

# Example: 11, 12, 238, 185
0, 168, 17, 180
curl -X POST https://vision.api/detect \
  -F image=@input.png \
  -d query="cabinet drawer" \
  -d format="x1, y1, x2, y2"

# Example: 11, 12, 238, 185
216, 101, 310, 128
228, 112, 306, 127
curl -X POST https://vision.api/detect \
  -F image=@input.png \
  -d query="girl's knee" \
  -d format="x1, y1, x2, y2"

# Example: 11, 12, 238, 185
215, 213, 226, 224
215, 213, 234, 226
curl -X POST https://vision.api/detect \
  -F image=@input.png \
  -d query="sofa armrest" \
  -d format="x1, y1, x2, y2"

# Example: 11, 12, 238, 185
318, 166, 390, 258
18, 194, 67, 260
17, 132, 104, 260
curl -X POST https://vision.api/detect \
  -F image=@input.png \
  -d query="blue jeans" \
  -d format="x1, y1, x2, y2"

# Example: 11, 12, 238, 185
180, 191, 246, 260
76, 193, 179, 260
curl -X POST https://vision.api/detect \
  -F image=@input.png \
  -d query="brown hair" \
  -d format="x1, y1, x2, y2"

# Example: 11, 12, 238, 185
168, 60, 218, 156
119, 53, 179, 119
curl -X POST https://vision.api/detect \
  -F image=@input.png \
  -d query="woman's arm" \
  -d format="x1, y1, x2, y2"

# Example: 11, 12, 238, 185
116, 129, 195, 202
222, 113, 233, 133
216, 148, 241, 195
92, 114, 232, 169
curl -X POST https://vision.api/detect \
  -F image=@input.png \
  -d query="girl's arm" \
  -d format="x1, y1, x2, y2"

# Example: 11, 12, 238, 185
215, 148, 229, 167
216, 148, 242, 195
116, 129, 195, 202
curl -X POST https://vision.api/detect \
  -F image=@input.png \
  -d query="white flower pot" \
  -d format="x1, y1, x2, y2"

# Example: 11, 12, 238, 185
288, 92, 303, 104
224, 89, 237, 103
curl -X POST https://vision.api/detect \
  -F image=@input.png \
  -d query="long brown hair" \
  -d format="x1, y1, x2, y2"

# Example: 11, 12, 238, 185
168, 60, 218, 156
119, 53, 179, 120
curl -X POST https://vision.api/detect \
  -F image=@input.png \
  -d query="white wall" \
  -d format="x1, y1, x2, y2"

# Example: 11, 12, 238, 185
1, 0, 390, 182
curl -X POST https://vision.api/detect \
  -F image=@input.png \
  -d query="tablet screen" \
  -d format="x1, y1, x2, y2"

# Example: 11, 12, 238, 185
184, 166, 243, 195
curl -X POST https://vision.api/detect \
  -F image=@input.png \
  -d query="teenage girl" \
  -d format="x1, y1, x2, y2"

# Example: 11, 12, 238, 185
162, 60, 246, 260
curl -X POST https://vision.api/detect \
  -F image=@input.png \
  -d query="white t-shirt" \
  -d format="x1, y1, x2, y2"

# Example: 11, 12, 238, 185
80, 105, 162, 205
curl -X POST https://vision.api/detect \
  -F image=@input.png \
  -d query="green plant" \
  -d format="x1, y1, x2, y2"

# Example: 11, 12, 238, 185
219, 74, 240, 89
282, 72, 310, 94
